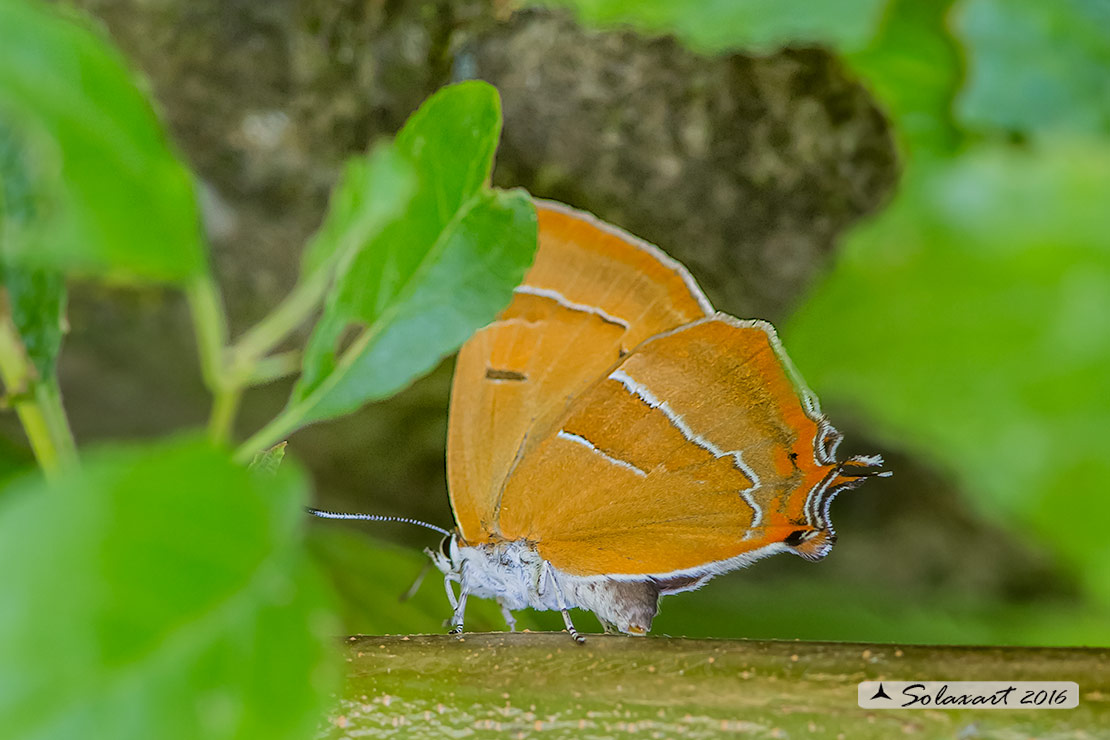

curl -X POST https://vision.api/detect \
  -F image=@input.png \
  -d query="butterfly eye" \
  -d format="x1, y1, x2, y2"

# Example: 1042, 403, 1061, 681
783, 529, 809, 547
438, 536, 452, 560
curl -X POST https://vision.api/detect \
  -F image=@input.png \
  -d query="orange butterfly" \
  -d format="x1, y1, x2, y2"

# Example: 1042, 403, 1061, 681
431, 200, 887, 641
310, 199, 887, 640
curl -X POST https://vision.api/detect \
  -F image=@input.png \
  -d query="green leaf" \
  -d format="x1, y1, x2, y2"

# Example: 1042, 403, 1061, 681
257, 82, 536, 441
292, 189, 536, 426
786, 143, 1110, 608
0, 0, 206, 282
0, 437, 339, 740
248, 441, 287, 475
299, 143, 416, 279
956, 0, 1110, 137
1, 121, 66, 380
845, 0, 964, 156
533, 0, 889, 53
0, 266, 65, 381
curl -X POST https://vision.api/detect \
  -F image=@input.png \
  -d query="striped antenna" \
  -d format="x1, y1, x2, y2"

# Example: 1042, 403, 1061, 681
305, 507, 452, 538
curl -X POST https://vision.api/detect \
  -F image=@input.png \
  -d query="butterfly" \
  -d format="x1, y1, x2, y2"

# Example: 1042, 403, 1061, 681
427, 199, 888, 641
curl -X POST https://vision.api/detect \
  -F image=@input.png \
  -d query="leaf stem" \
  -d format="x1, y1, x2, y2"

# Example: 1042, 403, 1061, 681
185, 274, 228, 390
0, 313, 76, 477
33, 378, 77, 467
207, 386, 241, 444
245, 350, 302, 387
185, 274, 240, 445
188, 269, 318, 448
230, 271, 329, 367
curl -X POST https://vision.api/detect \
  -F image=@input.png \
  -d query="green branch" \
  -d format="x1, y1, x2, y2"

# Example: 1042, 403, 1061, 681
230, 271, 328, 369
319, 634, 1110, 739
0, 312, 76, 476
188, 269, 322, 450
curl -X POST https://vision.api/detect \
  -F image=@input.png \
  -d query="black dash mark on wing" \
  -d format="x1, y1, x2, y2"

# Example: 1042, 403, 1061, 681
486, 368, 527, 381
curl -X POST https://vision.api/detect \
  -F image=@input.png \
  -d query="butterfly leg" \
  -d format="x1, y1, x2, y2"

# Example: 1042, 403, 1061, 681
399, 560, 432, 602
498, 600, 517, 632
448, 589, 469, 635
543, 562, 586, 644
442, 572, 469, 636
442, 573, 459, 610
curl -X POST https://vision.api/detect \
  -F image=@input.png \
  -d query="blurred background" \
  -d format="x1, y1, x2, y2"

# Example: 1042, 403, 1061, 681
5, 0, 1108, 646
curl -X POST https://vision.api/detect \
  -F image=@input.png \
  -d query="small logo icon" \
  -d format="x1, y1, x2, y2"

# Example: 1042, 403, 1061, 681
870, 683, 892, 701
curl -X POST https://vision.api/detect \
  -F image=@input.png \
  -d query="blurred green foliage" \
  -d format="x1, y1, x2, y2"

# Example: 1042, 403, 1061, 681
844, 0, 963, 155
957, 0, 1110, 136
1, 124, 67, 380
536, 0, 888, 52
0, 438, 337, 740
0, 0, 205, 283
0, 1, 537, 738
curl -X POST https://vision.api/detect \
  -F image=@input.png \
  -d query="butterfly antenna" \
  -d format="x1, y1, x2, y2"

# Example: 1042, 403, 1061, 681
304, 507, 452, 538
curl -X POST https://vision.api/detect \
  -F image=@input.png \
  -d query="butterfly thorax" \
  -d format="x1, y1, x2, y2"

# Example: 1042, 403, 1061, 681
464, 540, 556, 612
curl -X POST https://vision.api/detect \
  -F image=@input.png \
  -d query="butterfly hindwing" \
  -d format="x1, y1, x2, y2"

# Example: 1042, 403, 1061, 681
495, 315, 852, 577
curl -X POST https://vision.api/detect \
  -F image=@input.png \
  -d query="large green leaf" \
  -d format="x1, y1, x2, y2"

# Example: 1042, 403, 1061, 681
1, 122, 66, 380
846, 0, 964, 157
786, 143, 1110, 607
299, 143, 416, 280
534, 0, 888, 53
956, 0, 1110, 137
0, 438, 339, 740
267, 82, 536, 438
0, 0, 205, 282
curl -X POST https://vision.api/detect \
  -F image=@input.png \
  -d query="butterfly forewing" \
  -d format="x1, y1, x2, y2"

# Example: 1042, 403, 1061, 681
446, 200, 711, 544
495, 315, 842, 577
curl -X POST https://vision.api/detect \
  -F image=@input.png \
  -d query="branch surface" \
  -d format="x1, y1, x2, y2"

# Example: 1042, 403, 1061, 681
320, 633, 1109, 739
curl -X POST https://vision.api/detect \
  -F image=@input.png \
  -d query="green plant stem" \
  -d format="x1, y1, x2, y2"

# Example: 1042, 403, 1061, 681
246, 350, 302, 387
185, 274, 228, 391
0, 316, 76, 477
230, 271, 328, 367
188, 269, 318, 448
185, 274, 239, 445
33, 378, 77, 468
233, 310, 382, 464
207, 387, 241, 444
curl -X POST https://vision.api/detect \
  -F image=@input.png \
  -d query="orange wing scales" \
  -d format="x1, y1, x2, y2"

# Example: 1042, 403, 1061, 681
447, 201, 712, 545
555, 430, 649, 478
606, 367, 762, 524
